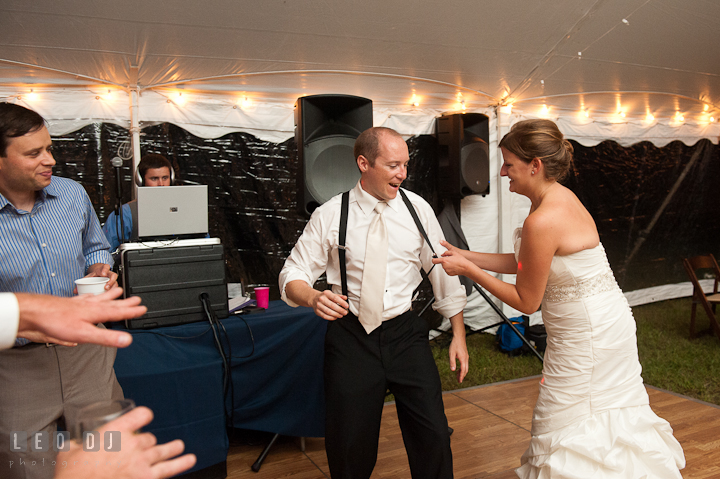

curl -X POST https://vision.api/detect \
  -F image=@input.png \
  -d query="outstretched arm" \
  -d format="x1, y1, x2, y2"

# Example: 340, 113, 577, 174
442, 240, 518, 274
433, 218, 555, 314
16, 288, 143, 348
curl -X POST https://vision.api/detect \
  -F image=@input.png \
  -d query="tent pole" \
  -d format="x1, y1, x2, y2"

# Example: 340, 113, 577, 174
495, 106, 513, 316
129, 86, 141, 200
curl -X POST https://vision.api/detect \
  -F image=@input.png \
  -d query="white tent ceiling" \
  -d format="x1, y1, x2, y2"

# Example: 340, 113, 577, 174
1, 0, 719, 144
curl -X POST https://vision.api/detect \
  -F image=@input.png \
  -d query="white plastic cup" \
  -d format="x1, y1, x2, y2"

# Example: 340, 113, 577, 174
75, 277, 109, 295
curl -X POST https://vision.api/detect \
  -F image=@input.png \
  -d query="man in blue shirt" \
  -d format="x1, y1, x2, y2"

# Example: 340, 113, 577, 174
103, 154, 173, 251
0, 102, 122, 479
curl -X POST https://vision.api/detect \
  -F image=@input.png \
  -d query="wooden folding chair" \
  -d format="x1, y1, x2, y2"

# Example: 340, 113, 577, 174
682, 254, 720, 340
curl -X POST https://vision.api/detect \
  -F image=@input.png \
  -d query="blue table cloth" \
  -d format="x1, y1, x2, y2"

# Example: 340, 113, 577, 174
113, 300, 327, 474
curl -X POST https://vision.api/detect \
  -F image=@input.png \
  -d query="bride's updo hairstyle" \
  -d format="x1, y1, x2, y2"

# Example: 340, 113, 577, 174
499, 119, 574, 182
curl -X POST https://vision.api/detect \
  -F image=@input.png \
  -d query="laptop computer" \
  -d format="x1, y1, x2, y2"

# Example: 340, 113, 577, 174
136, 185, 208, 241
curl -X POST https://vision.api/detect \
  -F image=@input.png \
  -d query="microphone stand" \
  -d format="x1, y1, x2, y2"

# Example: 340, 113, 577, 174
111, 157, 126, 246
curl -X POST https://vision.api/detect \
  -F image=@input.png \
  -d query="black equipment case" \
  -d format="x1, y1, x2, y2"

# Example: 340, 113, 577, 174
118, 238, 229, 329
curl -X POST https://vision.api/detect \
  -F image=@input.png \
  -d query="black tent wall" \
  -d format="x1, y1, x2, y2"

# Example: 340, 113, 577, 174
50, 123, 720, 300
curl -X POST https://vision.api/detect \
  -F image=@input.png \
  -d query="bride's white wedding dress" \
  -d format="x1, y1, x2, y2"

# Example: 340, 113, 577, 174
513, 228, 685, 478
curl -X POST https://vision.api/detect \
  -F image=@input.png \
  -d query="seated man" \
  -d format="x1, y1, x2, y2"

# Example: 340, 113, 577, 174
103, 154, 173, 250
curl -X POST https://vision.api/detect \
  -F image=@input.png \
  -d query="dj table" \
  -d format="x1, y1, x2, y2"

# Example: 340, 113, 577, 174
113, 301, 327, 477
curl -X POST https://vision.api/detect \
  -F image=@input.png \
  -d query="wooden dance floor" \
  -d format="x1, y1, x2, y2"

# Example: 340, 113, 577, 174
226, 376, 720, 478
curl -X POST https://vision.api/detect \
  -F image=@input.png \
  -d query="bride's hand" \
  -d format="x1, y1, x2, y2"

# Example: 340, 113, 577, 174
439, 240, 461, 255
432, 249, 471, 277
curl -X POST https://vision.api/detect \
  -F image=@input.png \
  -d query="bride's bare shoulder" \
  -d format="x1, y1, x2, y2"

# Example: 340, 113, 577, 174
526, 187, 598, 253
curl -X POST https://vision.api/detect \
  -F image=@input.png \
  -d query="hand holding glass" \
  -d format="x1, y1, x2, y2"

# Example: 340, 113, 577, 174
73, 399, 136, 442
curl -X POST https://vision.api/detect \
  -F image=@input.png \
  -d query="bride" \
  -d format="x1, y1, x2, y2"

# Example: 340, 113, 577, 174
433, 119, 685, 478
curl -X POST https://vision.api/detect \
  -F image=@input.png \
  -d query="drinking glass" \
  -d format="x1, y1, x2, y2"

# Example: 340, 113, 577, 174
72, 399, 135, 441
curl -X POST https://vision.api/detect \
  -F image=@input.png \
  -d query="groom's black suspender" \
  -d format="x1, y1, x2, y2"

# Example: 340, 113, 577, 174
338, 189, 436, 296
339, 192, 350, 297
398, 190, 437, 262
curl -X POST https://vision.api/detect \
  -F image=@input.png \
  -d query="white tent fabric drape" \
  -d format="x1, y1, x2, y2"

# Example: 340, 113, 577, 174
3, 87, 718, 147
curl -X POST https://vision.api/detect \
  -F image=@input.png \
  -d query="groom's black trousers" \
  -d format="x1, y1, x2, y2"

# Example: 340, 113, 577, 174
323, 309, 453, 479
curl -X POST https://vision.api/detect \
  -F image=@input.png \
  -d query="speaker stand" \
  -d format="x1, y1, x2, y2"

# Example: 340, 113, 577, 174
251, 434, 306, 472
251, 433, 279, 472
423, 282, 543, 363
469, 282, 543, 362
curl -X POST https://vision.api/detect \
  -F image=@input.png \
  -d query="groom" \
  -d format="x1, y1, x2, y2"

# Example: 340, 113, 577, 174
279, 126, 468, 478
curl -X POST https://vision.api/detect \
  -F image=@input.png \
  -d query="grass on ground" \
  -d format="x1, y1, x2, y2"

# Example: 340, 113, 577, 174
634, 298, 720, 405
430, 298, 720, 406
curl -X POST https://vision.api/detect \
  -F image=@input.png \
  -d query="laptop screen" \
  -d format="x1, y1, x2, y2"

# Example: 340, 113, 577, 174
136, 185, 209, 239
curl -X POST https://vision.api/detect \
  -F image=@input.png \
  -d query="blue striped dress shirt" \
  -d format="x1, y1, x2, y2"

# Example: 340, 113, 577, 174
0, 176, 112, 345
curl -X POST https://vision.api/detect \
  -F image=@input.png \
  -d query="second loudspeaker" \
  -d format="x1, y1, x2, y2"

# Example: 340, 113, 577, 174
436, 113, 490, 198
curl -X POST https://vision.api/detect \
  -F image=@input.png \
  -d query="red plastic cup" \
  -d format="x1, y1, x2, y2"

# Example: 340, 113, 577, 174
254, 286, 270, 309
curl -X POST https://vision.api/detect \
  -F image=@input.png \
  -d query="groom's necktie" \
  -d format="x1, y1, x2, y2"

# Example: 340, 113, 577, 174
357, 202, 388, 334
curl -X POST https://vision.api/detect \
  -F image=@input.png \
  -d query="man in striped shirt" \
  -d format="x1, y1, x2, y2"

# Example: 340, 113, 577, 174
0, 102, 122, 479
